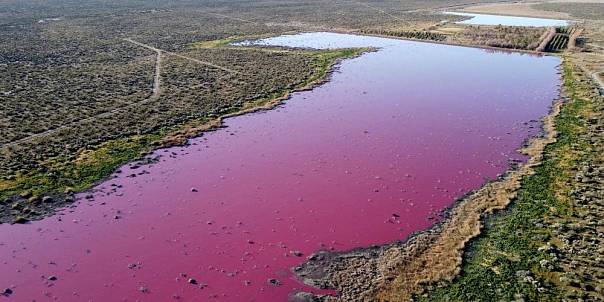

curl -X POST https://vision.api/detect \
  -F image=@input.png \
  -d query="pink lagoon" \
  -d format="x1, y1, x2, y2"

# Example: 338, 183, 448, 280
0, 33, 560, 301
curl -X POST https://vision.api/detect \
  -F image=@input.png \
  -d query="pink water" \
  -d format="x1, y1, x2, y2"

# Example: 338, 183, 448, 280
0, 33, 560, 301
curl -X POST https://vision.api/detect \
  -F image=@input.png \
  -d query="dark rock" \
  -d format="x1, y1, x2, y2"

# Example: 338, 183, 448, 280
585, 284, 595, 291
12, 216, 29, 224
2, 288, 12, 296
515, 270, 531, 278
289, 291, 320, 302
48, 275, 57, 281
291, 250, 303, 257
188, 278, 197, 285
268, 278, 281, 286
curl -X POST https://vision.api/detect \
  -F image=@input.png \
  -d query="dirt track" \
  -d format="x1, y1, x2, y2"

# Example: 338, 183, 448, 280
0, 42, 161, 150
0, 38, 243, 150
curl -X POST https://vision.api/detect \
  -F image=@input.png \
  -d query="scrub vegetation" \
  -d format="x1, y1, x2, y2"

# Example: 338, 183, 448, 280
362, 29, 448, 41
452, 25, 545, 50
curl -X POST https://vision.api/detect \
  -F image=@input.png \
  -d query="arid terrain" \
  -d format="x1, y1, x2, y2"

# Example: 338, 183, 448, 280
1, 0, 603, 301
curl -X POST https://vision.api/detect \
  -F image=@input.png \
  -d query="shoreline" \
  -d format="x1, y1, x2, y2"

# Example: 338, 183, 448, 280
1, 0, 601, 299
0, 31, 564, 226
291, 66, 567, 301
3, 27, 596, 301
0, 33, 575, 298
451, 8, 574, 21
0, 45, 368, 225
336, 29, 555, 56
1, 34, 574, 300
420, 58, 604, 301
153, 46, 374, 149
3, 28, 556, 225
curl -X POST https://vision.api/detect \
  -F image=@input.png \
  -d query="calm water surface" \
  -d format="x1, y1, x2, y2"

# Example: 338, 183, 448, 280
0, 33, 560, 301
444, 11, 569, 27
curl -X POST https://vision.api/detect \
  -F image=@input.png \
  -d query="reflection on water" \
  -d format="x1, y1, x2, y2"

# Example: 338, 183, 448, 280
444, 11, 569, 27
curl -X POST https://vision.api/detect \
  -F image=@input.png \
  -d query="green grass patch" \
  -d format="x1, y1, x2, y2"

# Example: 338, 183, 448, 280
303, 48, 369, 86
0, 134, 161, 200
